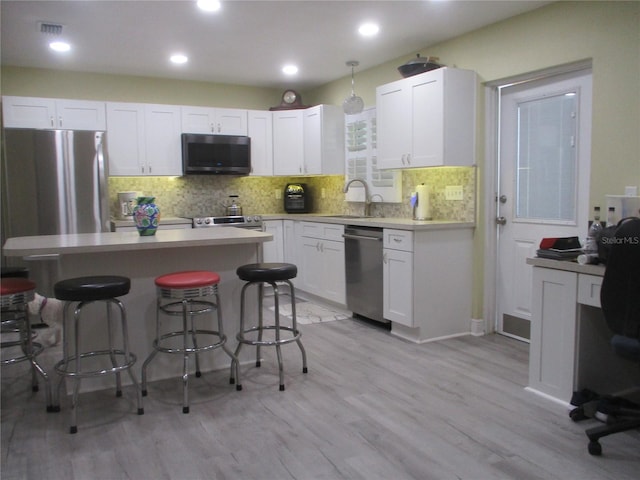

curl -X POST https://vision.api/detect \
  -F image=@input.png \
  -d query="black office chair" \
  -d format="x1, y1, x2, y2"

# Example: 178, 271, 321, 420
585, 216, 640, 456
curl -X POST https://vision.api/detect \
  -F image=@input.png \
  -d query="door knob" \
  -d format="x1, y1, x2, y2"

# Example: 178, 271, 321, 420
499, 195, 507, 204
496, 216, 507, 225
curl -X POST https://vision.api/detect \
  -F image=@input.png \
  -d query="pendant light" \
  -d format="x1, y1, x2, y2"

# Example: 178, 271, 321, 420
343, 60, 364, 115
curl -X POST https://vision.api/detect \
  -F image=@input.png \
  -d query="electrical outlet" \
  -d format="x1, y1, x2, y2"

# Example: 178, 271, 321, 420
445, 185, 464, 201
275, 189, 282, 200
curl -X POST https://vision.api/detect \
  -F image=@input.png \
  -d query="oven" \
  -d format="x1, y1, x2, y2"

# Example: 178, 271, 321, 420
191, 215, 263, 231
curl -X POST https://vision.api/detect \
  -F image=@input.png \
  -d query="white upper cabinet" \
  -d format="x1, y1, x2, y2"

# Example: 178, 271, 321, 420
272, 109, 305, 175
2, 96, 106, 130
304, 105, 344, 175
106, 103, 146, 176
377, 68, 476, 169
144, 104, 183, 175
247, 109, 273, 176
107, 102, 182, 176
181, 106, 248, 135
273, 105, 344, 176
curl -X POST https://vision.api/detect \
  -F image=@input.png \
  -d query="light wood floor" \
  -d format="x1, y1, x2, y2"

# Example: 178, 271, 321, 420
2, 311, 639, 479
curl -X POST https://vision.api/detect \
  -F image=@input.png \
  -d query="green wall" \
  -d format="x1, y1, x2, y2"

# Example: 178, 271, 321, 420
309, 1, 640, 321
0, 67, 281, 110
2, 1, 639, 322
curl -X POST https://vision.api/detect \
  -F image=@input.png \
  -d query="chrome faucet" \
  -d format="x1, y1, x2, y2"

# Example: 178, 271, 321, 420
343, 178, 372, 217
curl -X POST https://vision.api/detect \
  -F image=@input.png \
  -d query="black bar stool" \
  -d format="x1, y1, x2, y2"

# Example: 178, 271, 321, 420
141, 270, 241, 414
232, 263, 307, 391
1, 277, 56, 412
1, 266, 30, 279
53, 275, 143, 433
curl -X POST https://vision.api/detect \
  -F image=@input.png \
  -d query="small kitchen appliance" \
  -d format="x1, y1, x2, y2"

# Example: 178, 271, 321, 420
117, 191, 138, 219
284, 183, 311, 213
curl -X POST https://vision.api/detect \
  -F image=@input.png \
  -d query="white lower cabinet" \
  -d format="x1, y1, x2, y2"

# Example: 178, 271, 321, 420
383, 231, 414, 326
296, 222, 345, 305
529, 267, 578, 402
262, 220, 284, 263
384, 227, 473, 343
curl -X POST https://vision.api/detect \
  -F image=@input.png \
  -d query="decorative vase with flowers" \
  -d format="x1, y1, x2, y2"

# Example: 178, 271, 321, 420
133, 197, 160, 236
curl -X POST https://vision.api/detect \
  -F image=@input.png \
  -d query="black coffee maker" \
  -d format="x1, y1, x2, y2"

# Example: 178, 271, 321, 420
284, 183, 311, 213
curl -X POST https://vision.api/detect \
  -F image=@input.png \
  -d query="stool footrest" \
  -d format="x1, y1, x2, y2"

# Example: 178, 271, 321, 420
152, 330, 227, 355
159, 300, 216, 317
237, 325, 301, 347
1, 341, 44, 365
54, 350, 137, 378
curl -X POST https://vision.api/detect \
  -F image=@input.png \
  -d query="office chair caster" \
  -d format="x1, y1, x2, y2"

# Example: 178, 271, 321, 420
588, 440, 602, 456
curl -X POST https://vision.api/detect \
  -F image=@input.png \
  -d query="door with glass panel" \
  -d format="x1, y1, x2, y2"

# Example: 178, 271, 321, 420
496, 70, 592, 340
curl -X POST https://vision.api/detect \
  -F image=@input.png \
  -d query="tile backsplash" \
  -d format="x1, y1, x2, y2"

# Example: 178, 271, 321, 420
109, 166, 476, 222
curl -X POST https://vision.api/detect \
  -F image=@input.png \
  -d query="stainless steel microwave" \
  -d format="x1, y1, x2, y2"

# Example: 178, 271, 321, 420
182, 133, 251, 175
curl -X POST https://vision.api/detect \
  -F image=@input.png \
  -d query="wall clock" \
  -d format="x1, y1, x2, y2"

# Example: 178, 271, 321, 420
270, 89, 309, 110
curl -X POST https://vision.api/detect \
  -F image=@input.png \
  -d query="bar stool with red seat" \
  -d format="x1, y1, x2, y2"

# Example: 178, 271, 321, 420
1, 276, 56, 412
141, 270, 241, 414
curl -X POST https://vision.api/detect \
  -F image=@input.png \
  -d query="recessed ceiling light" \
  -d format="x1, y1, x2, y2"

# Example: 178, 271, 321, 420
49, 41, 71, 52
197, 0, 221, 12
282, 64, 298, 75
170, 54, 189, 64
358, 22, 380, 37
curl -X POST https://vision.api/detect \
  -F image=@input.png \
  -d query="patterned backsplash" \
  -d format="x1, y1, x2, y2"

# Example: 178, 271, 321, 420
108, 166, 476, 222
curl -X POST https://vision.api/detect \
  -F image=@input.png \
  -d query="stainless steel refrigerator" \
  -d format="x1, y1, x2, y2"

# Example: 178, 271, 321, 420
2, 128, 109, 252
2, 129, 110, 293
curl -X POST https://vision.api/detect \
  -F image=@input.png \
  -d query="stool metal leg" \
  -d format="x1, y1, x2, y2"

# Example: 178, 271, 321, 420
189, 302, 202, 378
69, 301, 84, 434
213, 288, 241, 391
3, 299, 56, 412
272, 282, 285, 391
141, 297, 163, 396
114, 298, 143, 416
182, 299, 190, 414
286, 279, 307, 374
106, 301, 123, 397
256, 283, 264, 367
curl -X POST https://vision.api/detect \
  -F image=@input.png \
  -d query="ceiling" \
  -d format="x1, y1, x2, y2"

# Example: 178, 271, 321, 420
1, 1, 550, 89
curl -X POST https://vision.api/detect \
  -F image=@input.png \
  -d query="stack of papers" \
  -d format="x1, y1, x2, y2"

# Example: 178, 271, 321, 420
536, 236, 582, 260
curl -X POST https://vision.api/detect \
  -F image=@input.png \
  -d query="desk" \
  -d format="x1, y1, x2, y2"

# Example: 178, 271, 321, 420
526, 258, 640, 405
3, 228, 272, 392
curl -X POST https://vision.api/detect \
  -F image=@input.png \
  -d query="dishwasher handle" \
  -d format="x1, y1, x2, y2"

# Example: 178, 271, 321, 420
342, 233, 383, 241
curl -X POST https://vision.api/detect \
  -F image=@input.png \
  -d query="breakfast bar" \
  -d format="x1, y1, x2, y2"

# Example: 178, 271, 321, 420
3, 228, 272, 392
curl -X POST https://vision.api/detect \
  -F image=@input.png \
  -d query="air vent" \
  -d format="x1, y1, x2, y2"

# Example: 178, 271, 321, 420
39, 22, 63, 35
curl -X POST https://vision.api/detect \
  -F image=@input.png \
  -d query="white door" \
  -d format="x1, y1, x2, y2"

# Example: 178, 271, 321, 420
496, 69, 592, 340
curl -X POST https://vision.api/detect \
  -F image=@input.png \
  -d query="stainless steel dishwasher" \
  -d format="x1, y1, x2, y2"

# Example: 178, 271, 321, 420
343, 226, 388, 324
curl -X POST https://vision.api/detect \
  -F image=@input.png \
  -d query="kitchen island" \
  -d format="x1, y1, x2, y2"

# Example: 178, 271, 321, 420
3, 228, 272, 392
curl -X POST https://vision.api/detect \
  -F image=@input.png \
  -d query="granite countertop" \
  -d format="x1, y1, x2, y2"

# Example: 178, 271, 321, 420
260, 213, 475, 231
526, 257, 606, 277
3, 228, 272, 257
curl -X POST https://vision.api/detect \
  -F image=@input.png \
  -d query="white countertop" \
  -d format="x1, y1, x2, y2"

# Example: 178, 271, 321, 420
110, 216, 192, 228
526, 257, 605, 276
3, 228, 272, 257
261, 214, 475, 231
